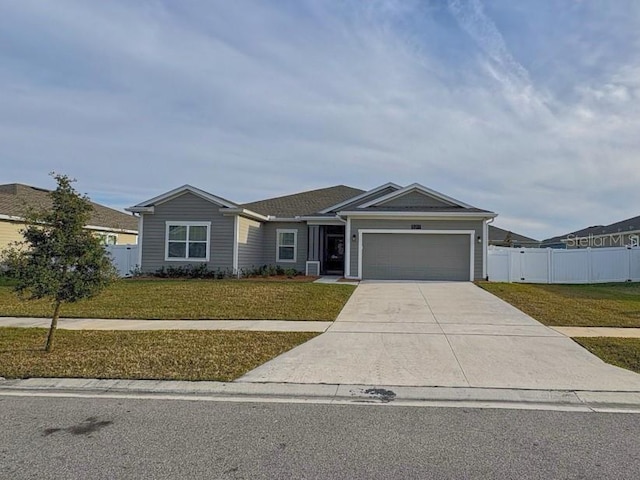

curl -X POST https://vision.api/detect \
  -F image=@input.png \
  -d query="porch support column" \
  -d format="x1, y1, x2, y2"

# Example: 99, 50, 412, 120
308, 225, 321, 261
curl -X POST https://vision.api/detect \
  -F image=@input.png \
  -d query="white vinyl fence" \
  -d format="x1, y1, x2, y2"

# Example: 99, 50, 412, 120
105, 244, 139, 277
488, 246, 640, 284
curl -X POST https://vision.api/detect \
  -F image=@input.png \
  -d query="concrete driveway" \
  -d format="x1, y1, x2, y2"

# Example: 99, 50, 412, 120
238, 282, 640, 390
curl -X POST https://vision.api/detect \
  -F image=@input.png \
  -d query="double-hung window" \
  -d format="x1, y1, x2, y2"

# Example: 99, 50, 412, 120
276, 229, 297, 262
165, 221, 211, 261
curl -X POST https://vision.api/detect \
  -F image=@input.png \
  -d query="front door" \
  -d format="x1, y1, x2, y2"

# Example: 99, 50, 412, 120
324, 234, 345, 274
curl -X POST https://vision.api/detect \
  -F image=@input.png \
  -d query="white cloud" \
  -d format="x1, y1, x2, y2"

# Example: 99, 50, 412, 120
0, 0, 639, 240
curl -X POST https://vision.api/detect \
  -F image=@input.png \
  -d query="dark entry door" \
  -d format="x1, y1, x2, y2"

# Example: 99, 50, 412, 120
324, 234, 345, 274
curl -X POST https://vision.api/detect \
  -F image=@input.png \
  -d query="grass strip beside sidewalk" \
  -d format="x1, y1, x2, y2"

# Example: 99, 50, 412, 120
478, 282, 640, 327
574, 337, 640, 374
0, 327, 317, 381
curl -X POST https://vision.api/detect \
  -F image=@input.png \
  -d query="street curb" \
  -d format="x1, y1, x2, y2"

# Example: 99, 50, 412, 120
2, 378, 640, 413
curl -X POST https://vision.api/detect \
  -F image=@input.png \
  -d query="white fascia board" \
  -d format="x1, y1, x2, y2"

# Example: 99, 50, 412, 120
126, 206, 154, 214
0, 213, 24, 222
317, 182, 402, 214
131, 184, 238, 209
0, 214, 138, 234
266, 217, 305, 222
297, 216, 346, 225
338, 211, 497, 220
221, 208, 269, 222
85, 225, 139, 234
357, 183, 475, 209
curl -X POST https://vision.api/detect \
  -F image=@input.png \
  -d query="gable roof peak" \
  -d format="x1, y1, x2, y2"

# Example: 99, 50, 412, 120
317, 182, 402, 214
130, 184, 238, 209
356, 183, 476, 210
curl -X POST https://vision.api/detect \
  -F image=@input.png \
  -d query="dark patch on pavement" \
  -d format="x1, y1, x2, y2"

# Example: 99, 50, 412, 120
43, 417, 113, 436
363, 388, 396, 403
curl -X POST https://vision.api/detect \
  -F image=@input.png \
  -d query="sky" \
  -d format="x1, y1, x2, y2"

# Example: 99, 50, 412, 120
1, 0, 639, 240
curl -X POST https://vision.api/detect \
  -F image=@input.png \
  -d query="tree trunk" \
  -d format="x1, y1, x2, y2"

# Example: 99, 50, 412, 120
45, 300, 62, 352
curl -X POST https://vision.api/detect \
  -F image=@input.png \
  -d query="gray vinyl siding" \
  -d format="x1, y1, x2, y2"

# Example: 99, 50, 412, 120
237, 217, 264, 269
348, 218, 484, 280
140, 192, 234, 273
262, 222, 308, 273
379, 191, 451, 208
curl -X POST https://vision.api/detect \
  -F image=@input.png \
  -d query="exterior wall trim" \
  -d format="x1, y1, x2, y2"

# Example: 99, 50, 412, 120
233, 215, 239, 274
137, 214, 144, 267
345, 217, 352, 277
357, 229, 475, 281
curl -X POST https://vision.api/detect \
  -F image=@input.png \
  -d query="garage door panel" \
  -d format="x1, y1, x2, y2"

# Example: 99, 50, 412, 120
362, 233, 470, 281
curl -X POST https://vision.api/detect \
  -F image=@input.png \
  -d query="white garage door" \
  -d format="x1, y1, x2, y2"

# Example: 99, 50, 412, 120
361, 233, 472, 281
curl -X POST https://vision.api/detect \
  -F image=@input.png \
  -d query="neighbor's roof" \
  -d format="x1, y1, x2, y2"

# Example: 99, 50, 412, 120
0, 183, 138, 231
242, 185, 365, 217
489, 225, 540, 244
542, 214, 640, 244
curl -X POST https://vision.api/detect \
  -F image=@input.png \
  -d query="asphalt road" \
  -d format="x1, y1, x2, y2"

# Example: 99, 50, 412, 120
1, 395, 639, 479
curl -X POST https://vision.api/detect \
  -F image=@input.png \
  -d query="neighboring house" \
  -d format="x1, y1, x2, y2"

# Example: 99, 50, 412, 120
0, 183, 138, 251
488, 225, 540, 248
542, 214, 640, 249
127, 183, 497, 281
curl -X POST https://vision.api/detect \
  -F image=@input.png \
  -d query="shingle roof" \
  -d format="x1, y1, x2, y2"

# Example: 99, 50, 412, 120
242, 185, 365, 217
489, 225, 540, 245
0, 183, 138, 231
542, 214, 640, 244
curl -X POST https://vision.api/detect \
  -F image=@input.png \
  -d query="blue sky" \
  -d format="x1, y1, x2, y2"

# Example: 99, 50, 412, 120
1, 0, 639, 239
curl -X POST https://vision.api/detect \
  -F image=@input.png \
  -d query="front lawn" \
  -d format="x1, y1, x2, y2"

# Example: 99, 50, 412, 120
479, 282, 640, 327
0, 279, 355, 321
0, 327, 317, 381
574, 337, 640, 374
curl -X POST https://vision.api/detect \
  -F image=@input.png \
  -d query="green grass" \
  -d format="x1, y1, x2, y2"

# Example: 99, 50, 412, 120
574, 337, 640, 374
0, 276, 17, 287
479, 282, 640, 327
0, 327, 317, 381
0, 279, 356, 321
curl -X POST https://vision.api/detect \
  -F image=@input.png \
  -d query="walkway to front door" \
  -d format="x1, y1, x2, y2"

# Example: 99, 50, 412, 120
238, 282, 640, 390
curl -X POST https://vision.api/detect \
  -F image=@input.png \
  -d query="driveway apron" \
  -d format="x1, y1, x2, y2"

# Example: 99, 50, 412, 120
238, 282, 640, 390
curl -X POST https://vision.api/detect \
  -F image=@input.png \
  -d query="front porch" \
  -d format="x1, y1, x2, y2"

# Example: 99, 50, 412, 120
306, 224, 345, 276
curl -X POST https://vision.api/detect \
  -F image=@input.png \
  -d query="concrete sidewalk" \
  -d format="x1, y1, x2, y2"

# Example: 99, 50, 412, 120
552, 327, 640, 338
0, 317, 331, 332
1, 377, 639, 413
3, 317, 639, 337
238, 282, 640, 390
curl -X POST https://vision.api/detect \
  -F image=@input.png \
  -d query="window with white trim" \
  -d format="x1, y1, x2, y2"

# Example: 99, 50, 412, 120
165, 222, 211, 261
276, 229, 297, 262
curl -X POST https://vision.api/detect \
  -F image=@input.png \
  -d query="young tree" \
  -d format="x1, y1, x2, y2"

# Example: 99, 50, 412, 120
3, 174, 117, 352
